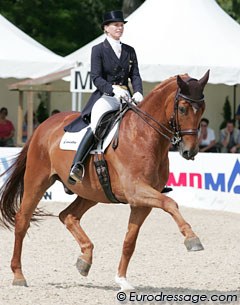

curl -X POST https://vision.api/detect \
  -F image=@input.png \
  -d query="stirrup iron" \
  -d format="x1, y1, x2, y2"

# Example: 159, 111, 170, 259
70, 163, 85, 182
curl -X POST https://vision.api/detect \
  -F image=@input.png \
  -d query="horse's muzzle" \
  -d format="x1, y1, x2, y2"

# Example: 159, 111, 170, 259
182, 148, 198, 160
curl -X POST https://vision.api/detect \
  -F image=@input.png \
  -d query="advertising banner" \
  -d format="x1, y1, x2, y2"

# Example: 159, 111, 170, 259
168, 152, 240, 213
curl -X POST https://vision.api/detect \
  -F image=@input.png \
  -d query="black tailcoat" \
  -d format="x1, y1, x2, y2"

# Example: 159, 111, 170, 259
65, 39, 142, 131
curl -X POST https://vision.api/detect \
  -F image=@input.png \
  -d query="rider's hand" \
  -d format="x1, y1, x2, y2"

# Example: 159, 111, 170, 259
112, 85, 128, 101
132, 92, 143, 103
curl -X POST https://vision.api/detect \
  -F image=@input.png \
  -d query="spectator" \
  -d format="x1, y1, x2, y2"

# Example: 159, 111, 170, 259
51, 109, 60, 116
198, 118, 217, 152
22, 111, 39, 143
0, 107, 15, 147
220, 119, 240, 153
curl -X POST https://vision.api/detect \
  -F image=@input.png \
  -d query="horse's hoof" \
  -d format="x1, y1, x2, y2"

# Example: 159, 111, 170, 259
12, 278, 28, 287
76, 257, 91, 276
115, 274, 135, 291
184, 237, 204, 251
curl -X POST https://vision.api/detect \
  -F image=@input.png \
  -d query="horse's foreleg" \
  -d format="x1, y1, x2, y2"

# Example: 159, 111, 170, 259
132, 185, 204, 252
116, 206, 151, 291
59, 197, 97, 277
161, 197, 204, 251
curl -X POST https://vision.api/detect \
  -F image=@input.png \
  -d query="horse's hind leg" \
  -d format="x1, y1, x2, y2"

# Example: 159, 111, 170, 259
11, 178, 52, 286
115, 206, 152, 291
59, 197, 97, 276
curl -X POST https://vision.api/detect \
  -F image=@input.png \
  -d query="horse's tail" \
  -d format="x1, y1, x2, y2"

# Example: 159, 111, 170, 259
0, 141, 29, 229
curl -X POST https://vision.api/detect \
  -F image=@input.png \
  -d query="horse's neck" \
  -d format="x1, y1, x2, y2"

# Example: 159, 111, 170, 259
123, 107, 170, 157
119, 80, 176, 159
138, 89, 174, 128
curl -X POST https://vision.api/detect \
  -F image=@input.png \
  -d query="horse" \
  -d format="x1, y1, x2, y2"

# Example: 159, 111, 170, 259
0, 70, 209, 290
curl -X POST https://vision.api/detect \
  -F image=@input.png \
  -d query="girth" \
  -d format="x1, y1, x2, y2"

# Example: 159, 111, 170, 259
94, 153, 124, 204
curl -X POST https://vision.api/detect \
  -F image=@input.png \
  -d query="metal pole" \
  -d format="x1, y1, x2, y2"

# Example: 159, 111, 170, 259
17, 91, 23, 146
71, 92, 77, 111
27, 91, 33, 140
77, 92, 82, 111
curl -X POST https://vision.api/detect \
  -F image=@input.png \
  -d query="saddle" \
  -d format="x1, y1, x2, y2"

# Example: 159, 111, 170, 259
65, 104, 130, 203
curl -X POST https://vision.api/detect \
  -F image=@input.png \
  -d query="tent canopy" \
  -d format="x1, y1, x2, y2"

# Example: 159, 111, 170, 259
0, 14, 73, 79
66, 0, 240, 85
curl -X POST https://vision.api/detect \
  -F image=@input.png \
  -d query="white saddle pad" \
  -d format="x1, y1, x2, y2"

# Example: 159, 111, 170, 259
60, 123, 119, 154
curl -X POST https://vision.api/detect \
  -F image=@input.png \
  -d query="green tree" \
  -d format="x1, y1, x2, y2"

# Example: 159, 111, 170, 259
216, 0, 240, 23
220, 96, 232, 129
122, 0, 144, 17
0, 0, 123, 56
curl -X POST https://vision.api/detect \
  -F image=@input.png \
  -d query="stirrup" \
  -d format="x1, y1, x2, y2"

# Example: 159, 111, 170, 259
69, 163, 85, 182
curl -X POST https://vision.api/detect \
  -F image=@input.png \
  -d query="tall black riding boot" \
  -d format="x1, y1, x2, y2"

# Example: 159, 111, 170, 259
68, 127, 94, 184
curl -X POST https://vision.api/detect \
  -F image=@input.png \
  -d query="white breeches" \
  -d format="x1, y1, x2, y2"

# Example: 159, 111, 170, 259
89, 93, 130, 133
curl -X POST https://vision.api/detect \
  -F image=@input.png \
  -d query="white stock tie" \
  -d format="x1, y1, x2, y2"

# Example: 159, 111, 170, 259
114, 43, 121, 58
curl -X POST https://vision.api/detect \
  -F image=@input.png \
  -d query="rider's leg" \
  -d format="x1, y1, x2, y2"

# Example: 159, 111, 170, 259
90, 95, 121, 130
68, 95, 121, 184
68, 127, 95, 184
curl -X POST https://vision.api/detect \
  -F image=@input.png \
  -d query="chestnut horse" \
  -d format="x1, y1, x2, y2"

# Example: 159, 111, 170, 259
0, 71, 209, 290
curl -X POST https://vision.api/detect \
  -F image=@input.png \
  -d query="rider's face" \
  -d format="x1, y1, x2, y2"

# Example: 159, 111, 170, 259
105, 22, 124, 40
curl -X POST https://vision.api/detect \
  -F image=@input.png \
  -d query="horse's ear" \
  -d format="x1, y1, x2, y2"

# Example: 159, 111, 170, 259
198, 70, 210, 89
177, 75, 188, 92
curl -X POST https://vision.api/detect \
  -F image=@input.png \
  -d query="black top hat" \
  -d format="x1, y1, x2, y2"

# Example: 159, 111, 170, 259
101, 10, 127, 29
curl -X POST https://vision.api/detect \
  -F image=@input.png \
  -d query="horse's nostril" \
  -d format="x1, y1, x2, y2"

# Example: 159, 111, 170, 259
182, 150, 189, 159
182, 149, 197, 160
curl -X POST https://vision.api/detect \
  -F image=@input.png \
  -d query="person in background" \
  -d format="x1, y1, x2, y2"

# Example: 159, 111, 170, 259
51, 109, 60, 116
0, 107, 15, 147
22, 111, 39, 143
220, 119, 240, 153
198, 118, 217, 152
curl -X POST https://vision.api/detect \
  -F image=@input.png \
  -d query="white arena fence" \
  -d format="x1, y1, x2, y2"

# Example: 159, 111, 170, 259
0, 148, 239, 213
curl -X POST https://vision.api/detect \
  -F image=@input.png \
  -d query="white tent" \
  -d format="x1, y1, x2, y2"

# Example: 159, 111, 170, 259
0, 14, 73, 79
66, 0, 240, 85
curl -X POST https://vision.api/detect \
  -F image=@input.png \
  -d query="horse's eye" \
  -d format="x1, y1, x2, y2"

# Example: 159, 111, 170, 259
178, 106, 186, 114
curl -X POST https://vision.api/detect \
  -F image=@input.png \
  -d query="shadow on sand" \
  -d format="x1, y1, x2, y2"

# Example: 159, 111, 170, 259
47, 282, 240, 304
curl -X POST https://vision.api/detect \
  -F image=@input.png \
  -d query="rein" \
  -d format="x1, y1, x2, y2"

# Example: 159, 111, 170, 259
126, 100, 174, 142
125, 88, 205, 145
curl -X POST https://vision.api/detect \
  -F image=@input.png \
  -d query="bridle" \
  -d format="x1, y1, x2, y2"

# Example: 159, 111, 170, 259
125, 86, 205, 146
169, 89, 205, 145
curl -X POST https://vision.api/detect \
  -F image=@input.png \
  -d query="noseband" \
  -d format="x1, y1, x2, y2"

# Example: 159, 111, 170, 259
125, 87, 205, 146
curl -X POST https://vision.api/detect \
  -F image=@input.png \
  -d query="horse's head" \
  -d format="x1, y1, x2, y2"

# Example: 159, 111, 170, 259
171, 70, 209, 160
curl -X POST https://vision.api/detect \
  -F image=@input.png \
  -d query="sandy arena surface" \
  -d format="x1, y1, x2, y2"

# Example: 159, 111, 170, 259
0, 201, 240, 305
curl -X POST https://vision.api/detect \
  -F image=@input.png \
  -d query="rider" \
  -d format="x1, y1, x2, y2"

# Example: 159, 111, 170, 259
68, 10, 143, 184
